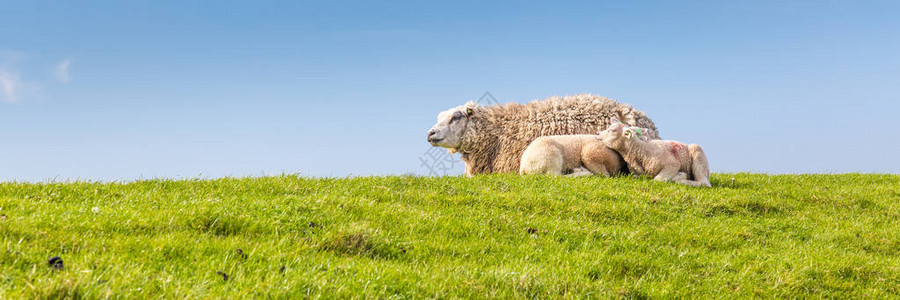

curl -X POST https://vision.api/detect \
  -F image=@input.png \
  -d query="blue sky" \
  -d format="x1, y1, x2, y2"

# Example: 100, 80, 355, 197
1, 1, 898, 181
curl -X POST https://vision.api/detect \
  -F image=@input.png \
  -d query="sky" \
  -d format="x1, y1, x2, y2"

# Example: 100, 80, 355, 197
1, 0, 899, 181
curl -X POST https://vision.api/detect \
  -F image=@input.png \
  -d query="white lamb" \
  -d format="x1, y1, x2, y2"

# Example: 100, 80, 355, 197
599, 121, 712, 187
519, 134, 627, 176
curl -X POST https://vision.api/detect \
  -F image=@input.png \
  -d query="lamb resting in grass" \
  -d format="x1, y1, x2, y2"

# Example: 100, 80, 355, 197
599, 121, 711, 187
519, 134, 627, 176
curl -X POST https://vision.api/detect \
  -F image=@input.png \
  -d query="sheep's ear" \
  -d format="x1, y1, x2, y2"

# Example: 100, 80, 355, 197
623, 130, 632, 139
466, 107, 474, 116
610, 118, 623, 125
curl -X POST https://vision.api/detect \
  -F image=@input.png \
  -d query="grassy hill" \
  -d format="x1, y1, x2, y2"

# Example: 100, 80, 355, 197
1, 174, 899, 298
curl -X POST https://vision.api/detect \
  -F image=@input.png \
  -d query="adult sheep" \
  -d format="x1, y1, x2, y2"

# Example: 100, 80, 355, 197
426, 94, 659, 176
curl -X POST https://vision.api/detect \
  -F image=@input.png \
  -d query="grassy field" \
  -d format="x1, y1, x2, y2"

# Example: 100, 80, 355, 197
1, 174, 899, 298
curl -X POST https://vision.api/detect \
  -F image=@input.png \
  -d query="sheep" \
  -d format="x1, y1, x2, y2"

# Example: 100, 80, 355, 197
519, 134, 627, 176
598, 121, 711, 187
426, 94, 659, 176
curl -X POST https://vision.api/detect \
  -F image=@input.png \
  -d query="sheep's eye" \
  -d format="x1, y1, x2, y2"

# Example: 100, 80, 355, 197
450, 112, 463, 122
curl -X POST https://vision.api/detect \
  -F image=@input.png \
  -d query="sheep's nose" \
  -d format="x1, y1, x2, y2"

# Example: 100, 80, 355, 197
427, 129, 437, 138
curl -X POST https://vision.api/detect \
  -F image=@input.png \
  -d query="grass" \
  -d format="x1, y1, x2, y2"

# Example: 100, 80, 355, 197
1, 173, 899, 298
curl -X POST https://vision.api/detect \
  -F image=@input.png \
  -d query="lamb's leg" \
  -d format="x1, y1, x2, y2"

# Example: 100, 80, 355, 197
566, 167, 594, 177
671, 173, 708, 187
582, 161, 612, 177
597, 165, 611, 177
679, 144, 712, 187
653, 166, 682, 183
579, 165, 609, 176
580, 144, 614, 177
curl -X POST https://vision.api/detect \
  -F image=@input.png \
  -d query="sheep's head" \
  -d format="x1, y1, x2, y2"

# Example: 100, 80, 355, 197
426, 102, 476, 150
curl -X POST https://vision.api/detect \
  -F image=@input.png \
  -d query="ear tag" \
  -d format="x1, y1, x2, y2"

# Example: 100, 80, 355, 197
634, 128, 644, 140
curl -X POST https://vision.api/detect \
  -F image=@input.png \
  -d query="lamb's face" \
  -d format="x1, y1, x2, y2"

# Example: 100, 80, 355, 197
601, 123, 651, 149
427, 104, 473, 149
599, 123, 627, 149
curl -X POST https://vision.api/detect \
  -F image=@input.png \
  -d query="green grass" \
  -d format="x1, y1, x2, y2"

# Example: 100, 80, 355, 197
1, 174, 899, 298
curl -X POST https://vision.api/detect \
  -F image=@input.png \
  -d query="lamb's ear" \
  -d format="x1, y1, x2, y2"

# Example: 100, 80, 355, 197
633, 128, 645, 140
607, 122, 625, 132
465, 107, 474, 116
623, 130, 632, 139
641, 129, 654, 140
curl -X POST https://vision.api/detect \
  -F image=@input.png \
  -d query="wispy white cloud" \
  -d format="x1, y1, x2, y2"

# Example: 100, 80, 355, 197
0, 69, 25, 103
0, 51, 69, 104
1, 52, 26, 103
54, 59, 71, 84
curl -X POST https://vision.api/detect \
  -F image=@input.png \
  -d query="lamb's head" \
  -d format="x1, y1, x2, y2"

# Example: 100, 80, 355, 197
426, 102, 476, 149
599, 122, 628, 149
600, 120, 651, 149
